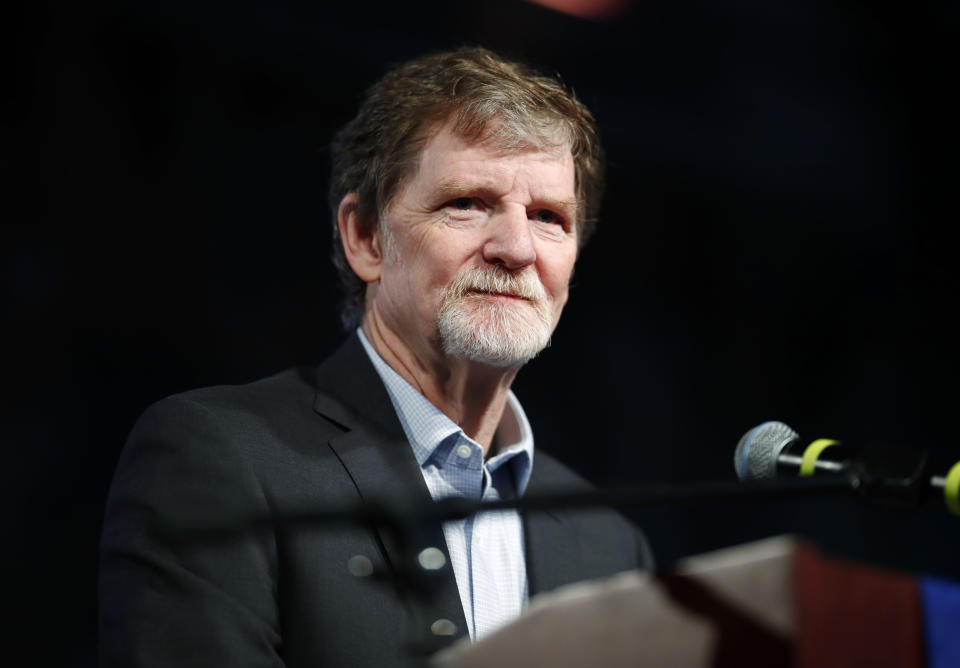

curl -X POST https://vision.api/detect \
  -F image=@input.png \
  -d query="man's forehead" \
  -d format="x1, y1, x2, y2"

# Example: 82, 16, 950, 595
422, 117, 572, 161
415, 124, 576, 192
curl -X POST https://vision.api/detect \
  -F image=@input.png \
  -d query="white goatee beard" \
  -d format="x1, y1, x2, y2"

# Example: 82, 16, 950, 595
437, 267, 554, 368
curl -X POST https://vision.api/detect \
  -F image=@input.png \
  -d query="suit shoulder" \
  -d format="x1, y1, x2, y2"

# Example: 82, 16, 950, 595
165, 365, 318, 415
141, 365, 332, 433
530, 449, 595, 492
122, 366, 316, 463
124, 364, 341, 474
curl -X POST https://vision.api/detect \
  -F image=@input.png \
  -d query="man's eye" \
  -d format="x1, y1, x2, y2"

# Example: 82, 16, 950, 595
451, 198, 474, 211
534, 210, 558, 224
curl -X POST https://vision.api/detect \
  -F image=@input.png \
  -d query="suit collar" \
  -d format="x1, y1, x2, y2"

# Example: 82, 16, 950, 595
312, 333, 404, 438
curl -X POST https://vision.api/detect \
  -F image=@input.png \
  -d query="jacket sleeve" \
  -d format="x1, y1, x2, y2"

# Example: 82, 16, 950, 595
99, 396, 285, 667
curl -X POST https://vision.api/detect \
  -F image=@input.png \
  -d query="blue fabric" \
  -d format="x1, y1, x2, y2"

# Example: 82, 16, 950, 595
357, 328, 533, 640
921, 576, 960, 668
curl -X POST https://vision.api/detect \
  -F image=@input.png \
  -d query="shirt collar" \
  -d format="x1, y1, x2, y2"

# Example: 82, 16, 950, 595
356, 327, 534, 495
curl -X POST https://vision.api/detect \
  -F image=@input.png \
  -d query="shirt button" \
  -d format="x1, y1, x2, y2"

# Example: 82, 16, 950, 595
456, 444, 472, 459
417, 547, 446, 570
431, 618, 457, 636
346, 555, 373, 577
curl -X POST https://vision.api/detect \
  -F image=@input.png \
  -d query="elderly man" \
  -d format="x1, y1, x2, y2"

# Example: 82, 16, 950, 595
100, 47, 652, 667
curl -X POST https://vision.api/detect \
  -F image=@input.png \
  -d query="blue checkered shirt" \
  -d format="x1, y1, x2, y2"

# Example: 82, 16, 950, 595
357, 329, 533, 640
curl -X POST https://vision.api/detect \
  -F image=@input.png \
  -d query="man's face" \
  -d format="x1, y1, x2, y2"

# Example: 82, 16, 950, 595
371, 122, 579, 368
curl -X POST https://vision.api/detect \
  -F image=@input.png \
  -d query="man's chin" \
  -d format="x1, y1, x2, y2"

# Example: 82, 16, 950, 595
444, 338, 551, 369
437, 302, 553, 368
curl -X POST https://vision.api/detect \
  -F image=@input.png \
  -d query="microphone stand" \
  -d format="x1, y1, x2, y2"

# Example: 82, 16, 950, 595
157, 475, 860, 665
163, 475, 861, 540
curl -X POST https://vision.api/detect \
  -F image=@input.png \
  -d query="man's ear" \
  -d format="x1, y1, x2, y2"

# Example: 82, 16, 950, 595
337, 193, 385, 283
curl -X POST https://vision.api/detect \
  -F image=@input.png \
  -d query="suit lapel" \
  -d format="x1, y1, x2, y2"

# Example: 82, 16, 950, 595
523, 460, 583, 596
312, 334, 469, 641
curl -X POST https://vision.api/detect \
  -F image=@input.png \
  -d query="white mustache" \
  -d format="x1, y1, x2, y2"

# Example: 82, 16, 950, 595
446, 267, 547, 302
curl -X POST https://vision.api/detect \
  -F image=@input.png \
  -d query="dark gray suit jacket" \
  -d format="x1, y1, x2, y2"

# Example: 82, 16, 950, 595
100, 334, 652, 667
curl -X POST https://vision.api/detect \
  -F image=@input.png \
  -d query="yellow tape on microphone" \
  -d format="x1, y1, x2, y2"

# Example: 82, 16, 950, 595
799, 439, 840, 477
944, 461, 960, 516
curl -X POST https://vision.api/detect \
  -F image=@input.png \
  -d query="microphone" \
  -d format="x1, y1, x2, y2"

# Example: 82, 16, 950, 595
734, 421, 960, 516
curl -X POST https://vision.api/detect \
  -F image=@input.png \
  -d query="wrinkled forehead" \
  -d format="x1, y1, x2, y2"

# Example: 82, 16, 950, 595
443, 110, 573, 158
413, 119, 574, 190
412, 115, 572, 181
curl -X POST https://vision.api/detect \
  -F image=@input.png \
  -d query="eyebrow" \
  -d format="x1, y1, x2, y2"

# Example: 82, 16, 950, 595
431, 178, 579, 221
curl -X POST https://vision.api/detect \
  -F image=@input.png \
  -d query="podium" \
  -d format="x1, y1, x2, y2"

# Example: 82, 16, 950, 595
432, 536, 947, 667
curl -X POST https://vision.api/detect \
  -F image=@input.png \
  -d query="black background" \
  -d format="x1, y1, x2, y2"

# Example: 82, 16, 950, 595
7, 0, 960, 664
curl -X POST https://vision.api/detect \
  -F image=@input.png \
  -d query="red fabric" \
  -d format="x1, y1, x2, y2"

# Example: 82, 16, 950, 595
794, 543, 925, 668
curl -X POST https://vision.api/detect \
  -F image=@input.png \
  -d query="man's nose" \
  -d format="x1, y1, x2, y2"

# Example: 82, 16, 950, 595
482, 205, 536, 270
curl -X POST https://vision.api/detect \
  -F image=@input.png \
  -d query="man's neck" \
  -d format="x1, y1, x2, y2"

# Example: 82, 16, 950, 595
361, 313, 519, 456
